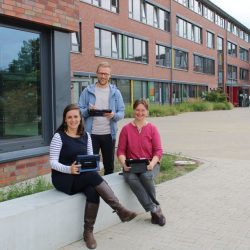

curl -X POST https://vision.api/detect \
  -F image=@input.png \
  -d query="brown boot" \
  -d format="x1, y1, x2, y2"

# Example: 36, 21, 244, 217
83, 202, 99, 249
95, 181, 137, 222
151, 206, 166, 226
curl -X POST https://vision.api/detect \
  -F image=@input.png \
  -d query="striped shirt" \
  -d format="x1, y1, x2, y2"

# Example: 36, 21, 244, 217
49, 132, 93, 174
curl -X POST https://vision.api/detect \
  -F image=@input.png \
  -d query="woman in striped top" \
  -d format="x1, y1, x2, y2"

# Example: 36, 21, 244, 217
50, 104, 136, 249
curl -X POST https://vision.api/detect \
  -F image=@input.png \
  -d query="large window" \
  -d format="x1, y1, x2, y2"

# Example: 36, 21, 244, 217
95, 27, 148, 63
156, 44, 171, 67
227, 65, 237, 84
227, 41, 237, 57
174, 49, 188, 70
239, 47, 249, 62
0, 26, 45, 153
206, 31, 214, 49
82, 0, 119, 13
176, 17, 202, 44
193, 54, 215, 75
129, 0, 170, 32
240, 68, 249, 81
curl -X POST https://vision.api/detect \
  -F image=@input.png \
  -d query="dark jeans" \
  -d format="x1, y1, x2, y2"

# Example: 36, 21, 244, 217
71, 171, 103, 204
91, 134, 115, 175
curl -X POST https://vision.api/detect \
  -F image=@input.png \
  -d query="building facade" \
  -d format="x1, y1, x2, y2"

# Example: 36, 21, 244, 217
70, 0, 250, 107
0, 0, 79, 186
0, 0, 249, 187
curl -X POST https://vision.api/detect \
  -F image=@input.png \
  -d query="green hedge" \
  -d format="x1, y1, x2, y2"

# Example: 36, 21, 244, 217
125, 100, 233, 118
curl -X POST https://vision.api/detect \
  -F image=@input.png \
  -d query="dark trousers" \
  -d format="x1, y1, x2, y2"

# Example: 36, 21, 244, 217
71, 171, 103, 204
91, 134, 115, 175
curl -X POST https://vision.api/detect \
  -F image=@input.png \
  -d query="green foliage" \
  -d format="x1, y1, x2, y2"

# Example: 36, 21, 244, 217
125, 99, 232, 118
204, 89, 227, 102
155, 154, 199, 184
0, 177, 53, 203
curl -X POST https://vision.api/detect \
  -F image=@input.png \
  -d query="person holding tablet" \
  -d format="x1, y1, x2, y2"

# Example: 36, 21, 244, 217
117, 99, 166, 226
78, 61, 125, 175
50, 104, 137, 249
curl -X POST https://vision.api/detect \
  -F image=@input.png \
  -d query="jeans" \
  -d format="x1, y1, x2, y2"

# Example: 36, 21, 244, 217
91, 134, 115, 175
123, 164, 160, 212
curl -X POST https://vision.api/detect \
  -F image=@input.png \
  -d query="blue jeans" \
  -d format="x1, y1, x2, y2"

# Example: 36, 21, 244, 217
123, 164, 160, 212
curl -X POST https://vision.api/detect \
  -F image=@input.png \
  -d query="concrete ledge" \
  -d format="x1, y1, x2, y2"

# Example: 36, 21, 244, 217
0, 173, 143, 250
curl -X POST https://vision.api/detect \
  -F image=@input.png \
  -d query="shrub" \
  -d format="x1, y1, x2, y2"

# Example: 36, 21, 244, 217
0, 177, 53, 203
204, 89, 227, 102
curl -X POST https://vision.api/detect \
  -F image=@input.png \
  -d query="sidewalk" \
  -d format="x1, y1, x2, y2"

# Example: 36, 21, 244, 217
61, 108, 250, 250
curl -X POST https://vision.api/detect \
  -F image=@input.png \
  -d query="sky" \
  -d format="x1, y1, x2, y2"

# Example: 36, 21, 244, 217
210, 0, 250, 29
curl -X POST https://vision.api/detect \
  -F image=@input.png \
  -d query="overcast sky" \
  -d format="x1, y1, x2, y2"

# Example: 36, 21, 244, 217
210, 0, 250, 29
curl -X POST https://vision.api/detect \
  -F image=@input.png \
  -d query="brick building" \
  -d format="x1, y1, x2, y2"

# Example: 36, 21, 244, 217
0, 0, 250, 187
0, 0, 79, 186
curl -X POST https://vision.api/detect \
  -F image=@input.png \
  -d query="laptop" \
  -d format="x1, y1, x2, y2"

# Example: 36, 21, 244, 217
76, 154, 100, 172
88, 109, 112, 116
125, 158, 149, 173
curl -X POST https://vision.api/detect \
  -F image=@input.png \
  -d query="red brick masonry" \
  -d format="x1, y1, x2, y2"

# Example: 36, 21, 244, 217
0, 155, 50, 187
0, 0, 79, 32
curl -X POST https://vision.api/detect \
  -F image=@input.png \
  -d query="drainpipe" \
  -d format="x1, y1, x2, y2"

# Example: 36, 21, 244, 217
170, 0, 173, 105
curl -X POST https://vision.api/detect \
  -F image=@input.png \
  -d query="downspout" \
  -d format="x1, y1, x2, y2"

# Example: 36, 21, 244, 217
170, 0, 173, 105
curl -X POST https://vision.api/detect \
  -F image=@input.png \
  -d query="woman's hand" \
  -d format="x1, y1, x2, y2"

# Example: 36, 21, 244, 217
122, 163, 131, 172
147, 161, 154, 171
70, 161, 81, 174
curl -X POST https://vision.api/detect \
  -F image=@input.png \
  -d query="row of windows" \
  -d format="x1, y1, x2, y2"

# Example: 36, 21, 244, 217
72, 25, 249, 69
156, 44, 215, 75
94, 28, 148, 63
175, 0, 250, 43
227, 65, 249, 83
82, 0, 250, 44
128, 0, 170, 32
72, 77, 208, 105
82, 0, 118, 13
176, 17, 202, 44
227, 42, 250, 62
193, 55, 215, 75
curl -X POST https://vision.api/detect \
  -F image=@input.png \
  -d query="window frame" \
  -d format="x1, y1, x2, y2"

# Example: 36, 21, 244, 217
0, 22, 52, 155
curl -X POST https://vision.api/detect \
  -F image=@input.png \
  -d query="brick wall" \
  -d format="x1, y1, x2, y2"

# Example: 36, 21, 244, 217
0, 155, 50, 187
0, 0, 79, 31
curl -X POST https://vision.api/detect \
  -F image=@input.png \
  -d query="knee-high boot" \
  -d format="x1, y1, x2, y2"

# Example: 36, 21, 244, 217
83, 202, 99, 249
95, 181, 137, 222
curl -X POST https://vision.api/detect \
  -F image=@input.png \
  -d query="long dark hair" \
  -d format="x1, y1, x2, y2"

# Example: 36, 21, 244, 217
55, 104, 84, 136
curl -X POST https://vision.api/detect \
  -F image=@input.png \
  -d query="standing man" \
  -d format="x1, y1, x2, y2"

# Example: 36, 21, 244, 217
78, 62, 125, 175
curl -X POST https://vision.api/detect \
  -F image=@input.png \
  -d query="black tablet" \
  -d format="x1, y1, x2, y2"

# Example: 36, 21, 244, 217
125, 158, 149, 173
76, 154, 100, 172
88, 109, 112, 116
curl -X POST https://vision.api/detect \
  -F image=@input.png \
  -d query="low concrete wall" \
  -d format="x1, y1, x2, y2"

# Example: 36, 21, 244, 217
0, 173, 143, 250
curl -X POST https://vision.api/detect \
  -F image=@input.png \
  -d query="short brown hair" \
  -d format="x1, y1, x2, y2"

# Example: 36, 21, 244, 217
96, 61, 111, 73
133, 99, 149, 110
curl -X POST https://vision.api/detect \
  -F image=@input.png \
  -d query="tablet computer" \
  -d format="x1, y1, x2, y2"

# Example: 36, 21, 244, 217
88, 109, 112, 116
125, 158, 149, 173
76, 154, 100, 172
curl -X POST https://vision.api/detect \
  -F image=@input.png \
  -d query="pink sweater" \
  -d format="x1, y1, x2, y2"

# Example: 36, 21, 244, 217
117, 122, 163, 160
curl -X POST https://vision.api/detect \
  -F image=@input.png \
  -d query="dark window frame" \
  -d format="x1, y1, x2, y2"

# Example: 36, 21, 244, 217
0, 20, 52, 155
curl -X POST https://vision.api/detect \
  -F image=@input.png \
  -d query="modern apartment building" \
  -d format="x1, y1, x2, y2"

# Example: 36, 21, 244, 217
0, 0, 249, 186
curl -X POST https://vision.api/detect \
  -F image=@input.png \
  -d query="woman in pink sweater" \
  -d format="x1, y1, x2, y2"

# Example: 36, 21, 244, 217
117, 99, 166, 226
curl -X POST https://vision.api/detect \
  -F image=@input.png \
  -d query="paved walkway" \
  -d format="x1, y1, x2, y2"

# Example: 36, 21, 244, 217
61, 108, 250, 250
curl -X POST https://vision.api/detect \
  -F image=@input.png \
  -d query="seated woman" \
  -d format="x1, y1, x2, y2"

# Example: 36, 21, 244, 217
50, 104, 137, 249
117, 99, 166, 226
